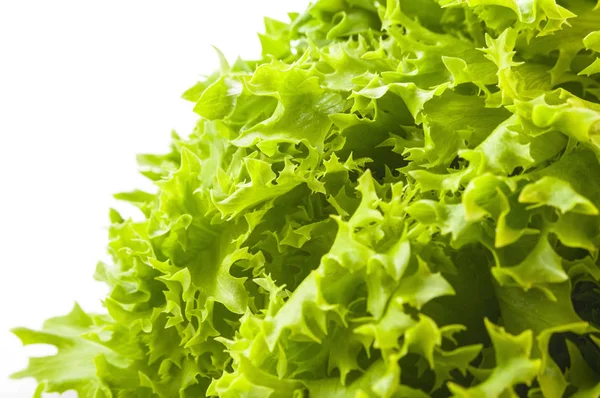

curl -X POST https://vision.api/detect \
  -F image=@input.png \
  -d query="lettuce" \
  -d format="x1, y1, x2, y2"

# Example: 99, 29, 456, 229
13, 0, 600, 396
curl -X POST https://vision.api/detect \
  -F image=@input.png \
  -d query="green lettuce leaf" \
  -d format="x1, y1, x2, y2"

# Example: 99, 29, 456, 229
13, 0, 600, 396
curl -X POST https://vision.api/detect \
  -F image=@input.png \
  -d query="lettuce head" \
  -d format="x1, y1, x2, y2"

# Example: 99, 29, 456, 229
13, 0, 600, 397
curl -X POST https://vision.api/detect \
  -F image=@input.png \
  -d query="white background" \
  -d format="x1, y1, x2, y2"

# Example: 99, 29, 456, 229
0, 1, 308, 396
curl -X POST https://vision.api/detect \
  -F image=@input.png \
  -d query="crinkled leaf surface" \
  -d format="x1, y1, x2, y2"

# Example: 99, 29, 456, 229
13, 0, 600, 397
